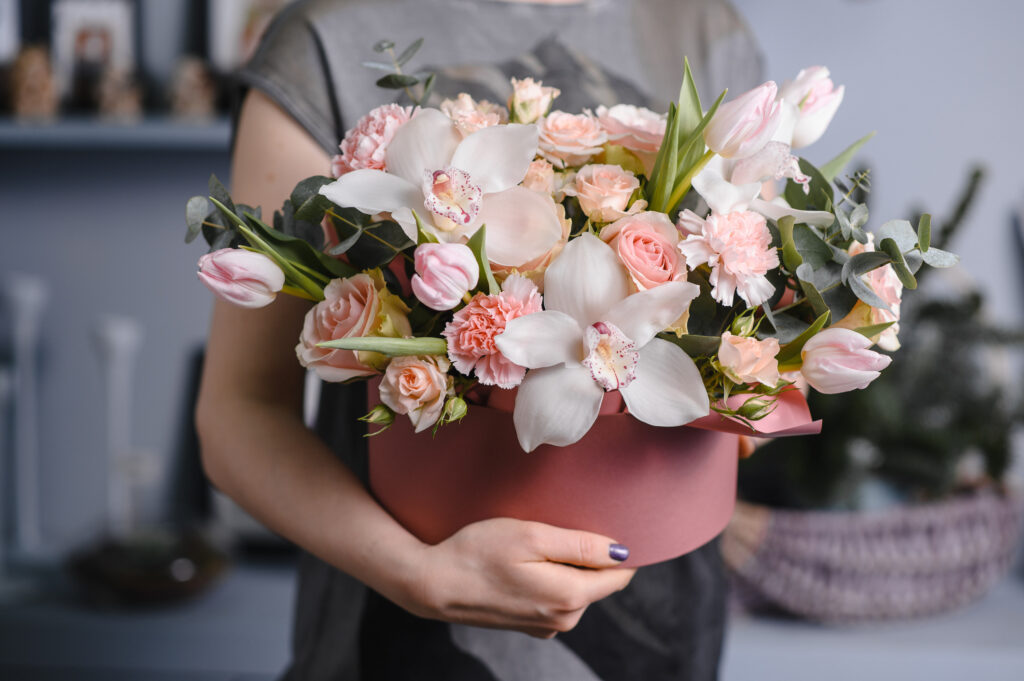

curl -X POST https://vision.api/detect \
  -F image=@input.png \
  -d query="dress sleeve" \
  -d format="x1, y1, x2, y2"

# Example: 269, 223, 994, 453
232, 1, 344, 156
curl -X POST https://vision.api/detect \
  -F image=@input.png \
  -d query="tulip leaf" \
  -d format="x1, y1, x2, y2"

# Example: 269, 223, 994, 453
795, 263, 829, 318
793, 224, 832, 269
878, 237, 917, 289
466, 225, 500, 296
819, 131, 876, 183
777, 215, 803, 273
376, 73, 419, 89
854, 320, 895, 339
877, 219, 917, 251
663, 333, 721, 358
776, 310, 831, 365
186, 196, 211, 243
785, 158, 834, 212
920, 247, 959, 268
917, 213, 932, 252
317, 335, 447, 356
676, 58, 704, 155
412, 210, 438, 245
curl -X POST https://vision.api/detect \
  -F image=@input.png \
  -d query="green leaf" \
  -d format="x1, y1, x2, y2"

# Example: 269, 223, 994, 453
373, 39, 395, 53
675, 88, 726, 179
290, 175, 334, 222
376, 73, 419, 89
646, 102, 676, 205
920, 247, 959, 268
412, 211, 439, 244
208, 174, 235, 214
785, 159, 833, 212
854, 321, 896, 339
918, 213, 931, 252
675, 58, 706, 171
846, 270, 890, 310
396, 38, 423, 67
843, 250, 891, 281
793, 224, 832, 269
878, 237, 917, 289
760, 312, 811, 345
185, 196, 211, 243
877, 219, 917, 251
341, 219, 414, 269
420, 72, 436, 104
850, 203, 869, 230
796, 263, 829, 318
361, 60, 394, 72
317, 335, 447, 356
778, 215, 803, 273
662, 334, 721, 357
776, 310, 831, 364
466, 225, 500, 295
819, 131, 876, 182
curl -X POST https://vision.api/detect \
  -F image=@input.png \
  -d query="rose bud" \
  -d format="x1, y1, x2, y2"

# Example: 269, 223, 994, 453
778, 66, 844, 149
197, 248, 285, 309
508, 77, 560, 124
703, 81, 781, 159
411, 243, 480, 311
800, 328, 892, 394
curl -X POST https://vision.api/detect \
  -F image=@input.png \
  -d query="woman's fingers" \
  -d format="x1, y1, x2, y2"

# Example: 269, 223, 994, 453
524, 522, 631, 568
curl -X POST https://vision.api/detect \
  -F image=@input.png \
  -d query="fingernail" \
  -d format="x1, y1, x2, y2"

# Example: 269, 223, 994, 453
609, 543, 630, 562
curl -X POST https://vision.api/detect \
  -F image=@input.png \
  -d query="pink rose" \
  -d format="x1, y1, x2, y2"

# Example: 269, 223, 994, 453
296, 272, 412, 382
778, 66, 844, 149
197, 248, 284, 309
833, 237, 903, 350
800, 328, 891, 394
703, 81, 781, 160
379, 355, 453, 433
331, 103, 413, 177
595, 104, 666, 154
718, 332, 781, 387
678, 210, 780, 307
522, 159, 556, 194
537, 110, 608, 168
600, 211, 687, 291
411, 243, 480, 311
507, 77, 560, 124
443, 274, 542, 388
440, 93, 508, 137
563, 164, 644, 223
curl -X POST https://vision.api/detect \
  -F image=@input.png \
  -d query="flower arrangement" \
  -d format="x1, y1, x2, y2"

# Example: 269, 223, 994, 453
186, 40, 957, 454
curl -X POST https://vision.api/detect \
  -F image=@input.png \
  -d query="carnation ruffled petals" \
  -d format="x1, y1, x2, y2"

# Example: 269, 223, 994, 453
718, 332, 781, 387
379, 355, 453, 433
800, 328, 891, 394
537, 110, 608, 168
197, 248, 284, 309
331, 103, 413, 177
600, 211, 686, 292
678, 210, 779, 308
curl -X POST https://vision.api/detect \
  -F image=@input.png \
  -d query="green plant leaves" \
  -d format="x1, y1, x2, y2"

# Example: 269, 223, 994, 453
878, 237, 917, 289
396, 38, 423, 67
784, 158, 833, 213
819, 131, 875, 182
466, 225, 500, 295
317, 336, 447, 356
663, 334, 721, 357
376, 73, 420, 89
920, 247, 959, 268
776, 310, 831, 366
185, 196, 211, 243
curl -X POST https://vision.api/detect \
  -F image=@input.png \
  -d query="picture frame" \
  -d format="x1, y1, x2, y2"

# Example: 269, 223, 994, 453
0, 0, 18, 64
208, 0, 290, 74
51, 0, 135, 101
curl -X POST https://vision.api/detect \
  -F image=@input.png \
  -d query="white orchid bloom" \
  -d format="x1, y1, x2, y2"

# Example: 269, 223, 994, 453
692, 148, 834, 227
494, 233, 710, 452
319, 108, 564, 268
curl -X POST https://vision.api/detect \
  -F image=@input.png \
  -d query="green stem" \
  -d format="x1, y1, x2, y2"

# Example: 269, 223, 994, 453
326, 209, 416, 264
387, 47, 420, 105
665, 150, 715, 213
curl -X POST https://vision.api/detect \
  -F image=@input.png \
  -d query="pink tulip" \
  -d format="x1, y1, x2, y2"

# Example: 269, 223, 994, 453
778, 66, 844, 149
800, 328, 891, 394
411, 243, 480, 311
703, 81, 781, 159
197, 248, 285, 309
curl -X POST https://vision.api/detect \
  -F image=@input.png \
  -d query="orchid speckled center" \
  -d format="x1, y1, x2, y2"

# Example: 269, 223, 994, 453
422, 166, 483, 231
581, 321, 639, 391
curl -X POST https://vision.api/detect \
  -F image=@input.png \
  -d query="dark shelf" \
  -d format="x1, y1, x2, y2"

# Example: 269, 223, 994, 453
0, 116, 232, 151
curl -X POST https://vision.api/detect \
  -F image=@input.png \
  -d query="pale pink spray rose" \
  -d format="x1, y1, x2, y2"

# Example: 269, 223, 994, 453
331, 103, 414, 177
410, 243, 480, 311
778, 66, 845, 149
563, 164, 645, 223
595, 104, 666, 153
379, 355, 453, 433
296, 272, 412, 382
833, 236, 903, 351
703, 81, 781, 159
800, 327, 891, 394
440, 93, 508, 137
521, 159, 556, 194
508, 77, 560, 124
600, 211, 687, 291
443, 274, 542, 388
678, 210, 780, 307
537, 110, 608, 168
197, 248, 285, 309
718, 332, 781, 387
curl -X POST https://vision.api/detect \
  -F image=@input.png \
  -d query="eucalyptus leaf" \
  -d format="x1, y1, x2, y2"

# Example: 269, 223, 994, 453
795, 263, 829, 318
396, 38, 424, 66
793, 224, 832, 269
663, 333, 721, 358
361, 60, 394, 72
376, 73, 419, 89
878, 237, 917, 289
466, 225, 500, 295
327, 225, 363, 256
819, 131, 876, 182
373, 40, 395, 53
762, 312, 811, 345
185, 196, 211, 243
850, 203, 869, 229
776, 310, 831, 364
291, 175, 335, 222
918, 213, 932, 252
785, 159, 833, 212
843, 250, 891, 281
920, 247, 959, 268
877, 219, 917, 251
342, 219, 415, 270
208, 174, 235, 214
846, 271, 890, 310
420, 72, 436, 104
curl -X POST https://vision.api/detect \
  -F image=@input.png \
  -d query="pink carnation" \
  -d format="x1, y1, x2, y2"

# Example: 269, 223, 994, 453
331, 103, 413, 177
678, 211, 780, 307
443, 275, 542, 388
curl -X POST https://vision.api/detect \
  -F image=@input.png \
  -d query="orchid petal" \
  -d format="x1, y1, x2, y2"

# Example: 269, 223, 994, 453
384, 109, 462, 185
750, 197, 835, 227
604, 281, 701, 348
478, 187, 563, 267
391, 207, 418, 242
450, 124, 538, 195
495, 310, 582, 369
620, 338, 710, 426
543, 233, 630, 326
692, 156, 761, 215
319, 169, 421, 217
512, 366, 604, 452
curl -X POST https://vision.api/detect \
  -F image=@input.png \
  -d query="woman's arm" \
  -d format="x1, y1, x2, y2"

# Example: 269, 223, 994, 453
196, 90, 634, 639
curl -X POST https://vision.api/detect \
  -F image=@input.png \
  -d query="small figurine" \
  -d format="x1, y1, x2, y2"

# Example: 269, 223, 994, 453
10, 46, 58, 121
169, 56, 217, 121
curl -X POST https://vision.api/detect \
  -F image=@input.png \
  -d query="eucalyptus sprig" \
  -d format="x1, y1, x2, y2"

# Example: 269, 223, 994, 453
362, 38, 436, 106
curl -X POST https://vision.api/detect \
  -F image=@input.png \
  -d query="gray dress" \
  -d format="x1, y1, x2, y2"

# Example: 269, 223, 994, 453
235, 2, 763, 679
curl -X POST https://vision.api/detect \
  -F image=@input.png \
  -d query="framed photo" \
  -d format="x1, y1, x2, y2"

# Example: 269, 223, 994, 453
51, 0, 135, 101
208, 0, 291, 73
0, 0, 18, 63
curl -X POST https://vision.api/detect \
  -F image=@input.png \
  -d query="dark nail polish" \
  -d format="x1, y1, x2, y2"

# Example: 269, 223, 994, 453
609, 543, 630, 562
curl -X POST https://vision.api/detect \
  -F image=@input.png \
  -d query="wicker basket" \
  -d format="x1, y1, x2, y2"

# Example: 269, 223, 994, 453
722, 491, 1024, 622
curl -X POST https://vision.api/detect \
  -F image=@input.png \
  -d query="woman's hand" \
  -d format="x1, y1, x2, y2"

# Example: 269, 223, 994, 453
395, 518, 636, 639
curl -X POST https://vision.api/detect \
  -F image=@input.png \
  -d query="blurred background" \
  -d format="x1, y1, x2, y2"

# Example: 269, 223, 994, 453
0, 0, 1021, 679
